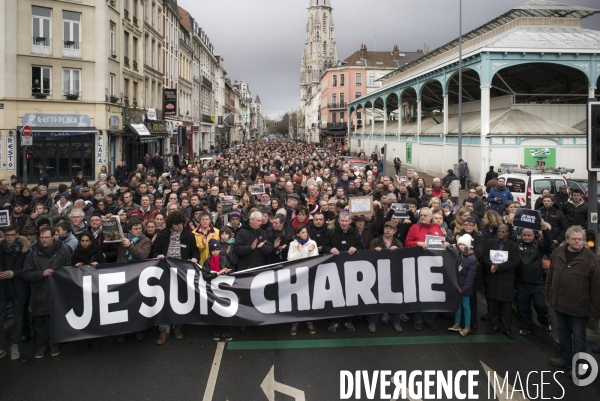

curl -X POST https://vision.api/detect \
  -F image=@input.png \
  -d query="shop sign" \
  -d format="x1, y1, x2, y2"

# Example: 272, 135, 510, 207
123, 108, 145, 125
147, 121, 166, 133
6, 135, 15, 170
97, 133, 104, 165
163, 89, 177, 117
22, 113, 91, 127
109, 116, 120, 129
147, 108, 157, 121
524, 148, 556, 168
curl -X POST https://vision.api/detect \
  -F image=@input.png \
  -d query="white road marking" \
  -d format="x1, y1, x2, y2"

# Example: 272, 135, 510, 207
481, 360, 529, 401
261, 365, 306, 401
390, 378, 423, 401
202, 341, 225, 401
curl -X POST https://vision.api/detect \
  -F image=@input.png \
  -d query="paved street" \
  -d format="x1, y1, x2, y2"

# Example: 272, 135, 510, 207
2, 298, 599, 400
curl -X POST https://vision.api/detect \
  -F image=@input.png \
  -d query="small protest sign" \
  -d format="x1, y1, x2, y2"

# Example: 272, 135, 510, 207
490, 250, 509, 264
391, 203, 410, 219
0, 210, 9, 227
101, 216, 124, 243
512, 209, 542, 231
426, 235, 445, 250
349, 196, 373, 216
220, 195, 235, 214
250, 184, 265, 195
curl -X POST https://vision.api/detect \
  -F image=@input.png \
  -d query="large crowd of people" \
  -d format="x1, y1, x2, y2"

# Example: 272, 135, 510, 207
0, 139, 598, 380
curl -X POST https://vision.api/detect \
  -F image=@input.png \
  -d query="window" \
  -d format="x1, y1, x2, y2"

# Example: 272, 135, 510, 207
124, 78, 130, 104
340, 112, 344, 122
355, 92, 361, 99
506, 178, 526, 193
157, 8, 161, 32
132, 0, 137, 18
32, 66, 51, 95
323, 41, 326, 56
322, 15, 327, 33
357, 112, 362, 119
109, 22, 116, 57
32, 7, 51, 55
368, 73, 375, 86
356, 73, 362, 86
63, 11, 81, 58
124, 32, 129, 64
332, 75, 337, 87
109, 74, 115, 96
63, 68, 81, 98
340, 74, 344, 86
133, 81, 138, 103
332, 94, 337, 105
132, 37, 138, 63
332, 112, 337, 123
340, 93, 345, 105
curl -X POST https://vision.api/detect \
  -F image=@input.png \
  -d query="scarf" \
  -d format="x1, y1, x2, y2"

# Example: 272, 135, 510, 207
2, 237, 21, 255
57, 200, 72, 214
126, 232, 144, 260
209, 254, 221, 273
494, 184, 506, 192
296, 236, 310, 246
167, 229, 182, 259
37, 240, 62, 257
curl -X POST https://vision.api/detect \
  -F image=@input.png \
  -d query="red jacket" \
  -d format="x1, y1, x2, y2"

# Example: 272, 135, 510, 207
404, 222, 443, 248
431, 185, 444, 198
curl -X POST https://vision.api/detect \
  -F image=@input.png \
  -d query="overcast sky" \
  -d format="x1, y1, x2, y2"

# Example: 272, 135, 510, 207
177, 0, 600, 119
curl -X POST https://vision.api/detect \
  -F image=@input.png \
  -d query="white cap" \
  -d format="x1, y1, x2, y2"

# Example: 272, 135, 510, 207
457, 234, 473, 248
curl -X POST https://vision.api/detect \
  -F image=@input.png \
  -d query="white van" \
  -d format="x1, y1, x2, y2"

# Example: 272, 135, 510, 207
497, 165, 573, 209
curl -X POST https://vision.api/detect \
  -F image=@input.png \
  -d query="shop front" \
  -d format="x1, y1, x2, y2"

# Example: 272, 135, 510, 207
17, 113, 97, 183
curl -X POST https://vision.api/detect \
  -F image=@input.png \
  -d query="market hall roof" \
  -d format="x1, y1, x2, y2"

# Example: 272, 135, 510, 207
379, 0, 600, 83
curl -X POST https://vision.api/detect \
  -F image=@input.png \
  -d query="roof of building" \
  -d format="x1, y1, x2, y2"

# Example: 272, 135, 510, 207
255, 95, 261, 104
380, 0, 600, 83
342, 45, 423, 69
177, 6, 192, 32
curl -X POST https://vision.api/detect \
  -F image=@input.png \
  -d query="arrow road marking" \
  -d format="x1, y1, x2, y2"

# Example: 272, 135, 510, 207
261, 365, 306, 401
480, 360, 529, 401
202, 342, 225, 401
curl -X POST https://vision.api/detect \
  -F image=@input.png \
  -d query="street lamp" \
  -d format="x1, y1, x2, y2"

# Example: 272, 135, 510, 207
458, 0, 463, 160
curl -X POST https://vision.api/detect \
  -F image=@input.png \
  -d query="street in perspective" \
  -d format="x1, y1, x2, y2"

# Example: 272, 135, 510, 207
1, 0, 600, 400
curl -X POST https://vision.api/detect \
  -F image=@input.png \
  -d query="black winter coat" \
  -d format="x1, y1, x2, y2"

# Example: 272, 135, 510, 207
308, 223, 329, 253
151, 227, 200, 261
266, 224, 293, 264
71, 243, 107, 266
457, 253, 477, 296
0, 236, 31, 304
22, 240, 72, 316
537, 206, 568, 243
233, 222, 273, 271
562, 200, 587, 228
201, 254, 231, 281
322, 222, 365, 254
483, 238, 520, 302
515, 228, 553, 285
87, 229, 119, 263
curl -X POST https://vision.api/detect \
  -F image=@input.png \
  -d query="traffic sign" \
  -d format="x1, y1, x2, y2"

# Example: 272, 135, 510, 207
22, 136, 32, 146
22, 125, 32, 136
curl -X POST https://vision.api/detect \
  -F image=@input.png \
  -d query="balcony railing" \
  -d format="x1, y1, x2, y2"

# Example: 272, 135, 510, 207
201, 76, 212, 90
133, 16, 138, 26
32, 90, 52, 99
110, 50, 117, 59
323, 122, 347, 130
124, 9, 129, 20
124, 96, 129, 106
133, 60, 138, 70
327, 102, 346, 110
124, 56, 130, 67
63, 41, 81, 58
63, 90, 81, 100
201, 114, 213, 123
31, 37, 52, 55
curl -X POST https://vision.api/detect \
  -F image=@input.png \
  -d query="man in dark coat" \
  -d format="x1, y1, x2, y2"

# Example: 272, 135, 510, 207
152, 152, 163, 175
483, 224, 520, 339
87, 213, 119, 263
562, 188, 587, 228
266, 214, 293, 264
22, 227, 71, 358
537, 194, 568, 249
307, 212, 329, 254
233, 211, 273, 271
485, 166, 495, 186
115, 161, 129, 183
38, 168, 50, 187
0, 226, 31, 360
0, 179, 15, 210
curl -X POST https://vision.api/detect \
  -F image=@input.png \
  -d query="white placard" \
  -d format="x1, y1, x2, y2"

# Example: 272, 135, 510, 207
22, 136, 32, 146
250, 184, 265, 195
349, 196, 373, 215
6, 135, 15, 170
0, 210, 8, 226
147, 108, 157, 120
97, 133, 104, 165
490, 250, 509, 264
426, 235, 445, 250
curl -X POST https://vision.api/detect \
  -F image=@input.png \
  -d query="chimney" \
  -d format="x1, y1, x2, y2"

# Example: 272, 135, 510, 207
360, 43, 367, 59
392, 45, 400, 61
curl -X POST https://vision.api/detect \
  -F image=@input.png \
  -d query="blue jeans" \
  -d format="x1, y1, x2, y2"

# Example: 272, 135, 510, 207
366, 313, 400, 326
555, 311, 588, 366
516, 282, 551, 330
159, 324, 181, 333
455, 296, 471, 326
414, 312, 434, 324
0, 299, 24, 350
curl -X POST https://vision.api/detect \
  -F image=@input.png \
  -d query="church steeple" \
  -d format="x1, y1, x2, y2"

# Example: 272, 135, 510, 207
300, 0, 337, 102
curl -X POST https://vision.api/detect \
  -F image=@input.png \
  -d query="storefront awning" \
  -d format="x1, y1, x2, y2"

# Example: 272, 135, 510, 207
23, 127, 98, 137
128, 124, 151, 136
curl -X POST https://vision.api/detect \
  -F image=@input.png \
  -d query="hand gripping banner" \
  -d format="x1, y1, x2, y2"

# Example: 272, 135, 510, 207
50, 248, 460, 342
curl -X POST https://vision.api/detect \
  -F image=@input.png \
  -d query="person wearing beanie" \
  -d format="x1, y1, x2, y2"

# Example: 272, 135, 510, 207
202, 238, 233, 341
49, 192, 73, 225
448, 234, 477, 337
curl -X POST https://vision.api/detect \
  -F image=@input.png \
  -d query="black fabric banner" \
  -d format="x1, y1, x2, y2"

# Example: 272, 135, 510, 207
50, 249, 460, 342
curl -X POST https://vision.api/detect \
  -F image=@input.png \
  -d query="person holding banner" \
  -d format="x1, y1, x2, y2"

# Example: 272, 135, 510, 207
483, 224, 520, 339
202, 240, 233, 341
151, 210, 200, 345
23, 227, 72, 358
193, 212, 220, 266
287, 224, 319, 335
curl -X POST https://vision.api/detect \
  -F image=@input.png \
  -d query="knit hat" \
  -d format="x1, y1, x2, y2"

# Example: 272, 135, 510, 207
229, 211, 241, 219
441, 202, 451, 209
36, 218, 51, 229
457, 234, 473, 249
59, 192, 69, 199
209, 239, 221, 251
